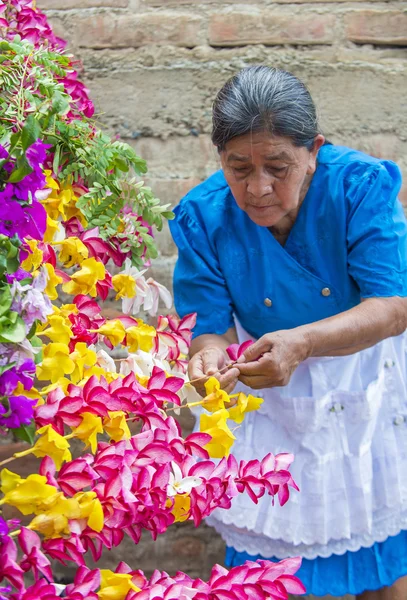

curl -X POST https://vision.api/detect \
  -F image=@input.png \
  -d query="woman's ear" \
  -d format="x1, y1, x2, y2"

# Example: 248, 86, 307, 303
307, 134, 325, 175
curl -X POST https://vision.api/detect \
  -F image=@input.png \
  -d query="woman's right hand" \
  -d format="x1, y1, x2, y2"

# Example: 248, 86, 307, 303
188, 345, 240, 396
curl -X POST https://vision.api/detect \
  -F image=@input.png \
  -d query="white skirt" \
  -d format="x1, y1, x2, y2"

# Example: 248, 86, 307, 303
205, 325, 407, 560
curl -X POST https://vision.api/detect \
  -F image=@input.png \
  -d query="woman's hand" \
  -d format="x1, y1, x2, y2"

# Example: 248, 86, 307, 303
188, 345, 240, 396
236, 329, 310, 389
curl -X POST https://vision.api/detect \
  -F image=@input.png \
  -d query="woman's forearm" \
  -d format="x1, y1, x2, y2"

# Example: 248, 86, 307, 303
300, 297, 407, 358
190, 327, 238, 357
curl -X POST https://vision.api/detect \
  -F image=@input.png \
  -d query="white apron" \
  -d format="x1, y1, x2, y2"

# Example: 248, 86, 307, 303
205, 322, 407, 559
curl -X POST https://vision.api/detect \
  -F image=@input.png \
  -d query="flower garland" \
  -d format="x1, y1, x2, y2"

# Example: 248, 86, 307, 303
0, 2, 305, 599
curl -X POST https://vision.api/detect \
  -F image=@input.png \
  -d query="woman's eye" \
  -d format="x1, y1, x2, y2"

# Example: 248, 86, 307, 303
232, 167, 249, 173
268, 166, 287, 174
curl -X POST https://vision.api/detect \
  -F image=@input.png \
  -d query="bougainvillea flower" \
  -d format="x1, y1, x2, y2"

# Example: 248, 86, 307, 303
0, 536, 25, 592
0, 395, 37, 429
0, 198, 47, 240
10, 269, 53, 329
0, 359, 35, 396
60, 71, 95, 119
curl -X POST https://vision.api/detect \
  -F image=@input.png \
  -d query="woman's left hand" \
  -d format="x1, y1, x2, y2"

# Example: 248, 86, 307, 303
236, 329, 310, 389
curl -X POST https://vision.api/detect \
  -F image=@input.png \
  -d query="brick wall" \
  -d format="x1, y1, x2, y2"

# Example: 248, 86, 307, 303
41, 1, 406, 597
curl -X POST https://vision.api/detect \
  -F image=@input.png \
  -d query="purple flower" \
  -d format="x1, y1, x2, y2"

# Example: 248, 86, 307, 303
0, 395, 37, 429
0, 517, 8, 538
26, 140, 51, 169
0, 199, 46, 240
0, 585, 11, 600
11, 270, 52, 329
0, 359, 36, 396
0, 145, 8, 160
5, 268, 30, 284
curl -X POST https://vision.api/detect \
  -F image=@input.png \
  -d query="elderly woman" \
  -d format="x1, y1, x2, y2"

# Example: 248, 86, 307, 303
169, 66, 407, 599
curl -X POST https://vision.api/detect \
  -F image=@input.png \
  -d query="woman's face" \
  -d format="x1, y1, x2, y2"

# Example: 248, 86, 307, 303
220, 131, 325, 228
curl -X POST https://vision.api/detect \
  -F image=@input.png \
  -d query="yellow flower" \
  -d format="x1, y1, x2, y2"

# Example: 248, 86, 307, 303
98, 570, 140, 600
103, 411, 131, 442
0, 470, 59, 516
202, 377, 230, 412
70, 342, 97, 384
28, 501, 72, 538
125, 322, 156, 353
42, 263, 63, 300
75, 491, 104, 532
58, 237, 89, 268
14, 425, 72, 469
112, 273, 136, 300
12, 382, 42, 405
39, 314, 73, 346
227, 393, 264, 424
43, 215, 60, 243
21, 239, 43, 272
62, 257, 106, 297
40, 377, 71, 396
54, 303, 79, 319
95, 320, 126, 347
28, 491, 103, 538
169, 494, 191, 523
71, 412, 104, 453
43, 173, 86, 224
200, 409, 236, 459
36, 343, 75, 383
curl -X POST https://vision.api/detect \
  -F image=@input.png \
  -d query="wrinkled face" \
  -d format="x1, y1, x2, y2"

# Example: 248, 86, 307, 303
220, 131, 324, 227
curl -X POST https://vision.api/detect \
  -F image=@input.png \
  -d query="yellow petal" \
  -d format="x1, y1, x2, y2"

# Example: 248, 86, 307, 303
71, 413, 104, 453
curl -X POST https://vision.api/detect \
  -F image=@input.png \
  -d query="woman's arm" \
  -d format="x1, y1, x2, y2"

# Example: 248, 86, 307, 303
237, 297, 407, 389
188, 327, 239, 395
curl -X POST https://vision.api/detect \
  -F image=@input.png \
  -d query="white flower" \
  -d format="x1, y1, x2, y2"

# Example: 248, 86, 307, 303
167, 462, 202, 497
120, 259, 172, 316
96, 349, 117, 373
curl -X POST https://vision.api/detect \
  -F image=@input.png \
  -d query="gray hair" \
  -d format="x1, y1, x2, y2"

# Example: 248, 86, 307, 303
212, 66, 320, 151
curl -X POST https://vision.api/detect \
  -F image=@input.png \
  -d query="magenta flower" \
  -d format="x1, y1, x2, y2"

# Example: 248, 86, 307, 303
0, 359, 36, 396
0, 198, 46, 240
0, 395, 37, 429
18, 528, 53, 583
226, 340, 254, 361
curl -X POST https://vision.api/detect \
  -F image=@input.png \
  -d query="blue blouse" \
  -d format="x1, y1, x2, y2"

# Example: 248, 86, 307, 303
169, 145, 407, 340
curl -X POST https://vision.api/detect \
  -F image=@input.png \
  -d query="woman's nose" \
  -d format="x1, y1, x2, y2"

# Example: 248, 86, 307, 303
246, 172, 273, 197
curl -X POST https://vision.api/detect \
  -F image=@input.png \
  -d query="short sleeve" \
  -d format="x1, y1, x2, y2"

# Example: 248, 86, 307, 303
346, 161, 407, 298
169, 203, 235, 338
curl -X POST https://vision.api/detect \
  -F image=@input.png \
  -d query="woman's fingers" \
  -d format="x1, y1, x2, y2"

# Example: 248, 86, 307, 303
218, 366, 240, 394
239, 336, 272, 363
201, 346, 224, 375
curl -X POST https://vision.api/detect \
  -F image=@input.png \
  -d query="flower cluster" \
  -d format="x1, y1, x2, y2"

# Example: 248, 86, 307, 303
0, 2, 304, 599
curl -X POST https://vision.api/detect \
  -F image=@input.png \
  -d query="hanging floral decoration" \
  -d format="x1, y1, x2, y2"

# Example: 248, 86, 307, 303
0, 2, 304, 598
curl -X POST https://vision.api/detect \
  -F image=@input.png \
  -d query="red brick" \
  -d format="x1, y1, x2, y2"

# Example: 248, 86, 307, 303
345, 10, 407, 46
69, 12, 205, 49
41, 0, 128, 8
209, 11, 336, 46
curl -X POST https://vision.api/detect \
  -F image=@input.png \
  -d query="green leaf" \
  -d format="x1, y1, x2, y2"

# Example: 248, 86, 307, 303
0, 362, 16, 377
21, 115, 41, 151
8, 158, 33, 182
14, 423, 36, 445
0, 313, 26, 343
0, 286, 12, 318
51, 91, 70, 116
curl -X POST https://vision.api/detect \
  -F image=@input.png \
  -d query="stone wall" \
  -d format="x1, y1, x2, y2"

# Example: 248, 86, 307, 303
40, 1, 407, 597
